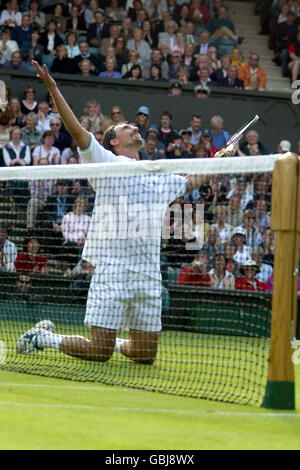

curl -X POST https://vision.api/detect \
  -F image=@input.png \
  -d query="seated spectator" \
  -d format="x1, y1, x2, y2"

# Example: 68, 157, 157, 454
77, 58, 95, 76
187, 114, 203, 146
21, 112, 41, 152
10, 273, 43, 303
277, 139, 291, 153
86, 8, 110, 48
0, 110, 13, 151
48, 3, 67, 35
274, 10, 297, 77
114, 36, 129, 66
27, 157, 54, 232
165, 135, 191, 159
84, 99, 109, 133
143, 48, 169, 80
242, 209, 263, 248
3, 126, 31, 167
211, 205, 233, 244
21, 86, 38, 116
99, 57, 122, 78
27, 0, 46, 31
0, 0, 22, 29
182, 42, 196, 69
219, 64, 244, 88
247, 173, 271, 211
125, 64, 143, 80
157, 111, 179, 148
168, 50, 184, 80
177, 250, 211, 287
238, 53, 267, 90
182, 20, 200, 46
121, 49, 142, 77
198, 129, 218, 157
50, 44, 78, 74
15, 237, 49, 274
230, 47, 246, 68
0, 28, 19, 65
145, 127, 165, 153
179, 128, 193, 154
188, 0, 210, 29
141, 19, 158, 49
192, 66, 214, 88
209, 251, 235, 289
231, 226, 251, 266
254, 198, 270, 233
158, 20, 179, 50
36, 101, 51, 134
105, 0, 127, 22
175, 3, 191, 30
11, 12, 32, 49
69, 179, 92, 208
84, 0, 99, 26
39, 19, 64, 57
99, 24, 120, 57
235, 259, 268, 291
192, 143, 207, 157
65, 32, 80, 59
227, 176, 254, 210
288, 29, 300, 80
50, 117, 72, 152
202, 225, 223, 268
0, 221, 17, 272
158, 39, 171, 62
7, 96, 24, 127
194, 84, 211, 98
109, 105, 127, 127
194, 30, 212, 55
210, 54, 231, 84
238, 130, 269, 156
32, 130, 60, 165
74, 41, 100, 75
135, 106, 151, 140
61, 196, 91, 267
224, 240, 240, 279
207, 5, 238, 42
260, 228, 275, 267
139, 134, 162, 160
120, 16, 134, 43
226, 193, 244, 227
127, 27, 152, 62
66, 4, 87, 36
161, 219, 199, 268
250, 246, 273, 283
168, 81, 183, 96
207, 45, 220, 72
3, 50, 30, 71
147, 63, 168, 82
21, 28, 44, 66
210, 115, 229, 150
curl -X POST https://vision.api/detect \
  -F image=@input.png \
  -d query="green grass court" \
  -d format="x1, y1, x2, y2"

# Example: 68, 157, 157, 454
0, 321, 300, 450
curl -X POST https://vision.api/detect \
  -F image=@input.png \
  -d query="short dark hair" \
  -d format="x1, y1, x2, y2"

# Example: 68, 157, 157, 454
160, 110, 172, 120
102, 125, 117, 153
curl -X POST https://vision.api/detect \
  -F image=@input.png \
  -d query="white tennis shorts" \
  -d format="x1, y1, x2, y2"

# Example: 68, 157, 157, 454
85, 263, 162, 332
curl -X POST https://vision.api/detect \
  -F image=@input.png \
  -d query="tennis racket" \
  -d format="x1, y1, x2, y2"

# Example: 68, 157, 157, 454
218, 114, 260, 157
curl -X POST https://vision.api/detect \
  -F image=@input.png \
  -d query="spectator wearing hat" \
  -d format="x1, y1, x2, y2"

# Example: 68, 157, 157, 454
209, 251, 235, 289
226, 177, 254, 210
277, 139, 291, 153
0, 222, 17, 272
177, 250, 211, 287
168, 81, 183, 96
198, 129, 218, 157
235, 259, 268, 291
143, 48, 169, 80
250, 246, 273, 284
194, 84, 211, 98
232, 226, 251, 266
157, 111, 179, 148
134, 106, 151, 140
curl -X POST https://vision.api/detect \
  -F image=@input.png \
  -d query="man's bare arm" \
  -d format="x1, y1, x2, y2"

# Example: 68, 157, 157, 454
32, 61, 90, 150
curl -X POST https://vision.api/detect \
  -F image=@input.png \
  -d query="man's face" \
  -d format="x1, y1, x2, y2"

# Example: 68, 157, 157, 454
11, 52, 22, 68
79, 42, 89, 56
17, 275, 31, 294
248, 54, 259, 67
228, 65, 238, 79
39, 102, 49, 115
57, 183, 68, 196
22, 15, 31, 28
110, 25, 119, 39
152, 50, 161, 63
160, 115, 171, 128
191, 116, 202, 131
113, 123, 143, 154
200, 31, 210, 44
95, 12, 105, 24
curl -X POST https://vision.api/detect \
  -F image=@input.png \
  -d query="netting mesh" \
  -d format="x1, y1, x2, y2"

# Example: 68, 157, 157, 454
0, 153, 280, 405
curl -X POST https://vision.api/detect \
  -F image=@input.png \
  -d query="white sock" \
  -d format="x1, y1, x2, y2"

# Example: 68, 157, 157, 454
114, 337, 130, 352
35, 331, 67, 350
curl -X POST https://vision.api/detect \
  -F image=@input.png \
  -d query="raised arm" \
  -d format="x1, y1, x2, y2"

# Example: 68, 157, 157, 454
32, 60, 90, 150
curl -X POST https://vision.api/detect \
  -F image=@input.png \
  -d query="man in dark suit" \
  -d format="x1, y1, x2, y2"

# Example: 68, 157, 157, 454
86, 9, 110, 48
218, 64, 244, 88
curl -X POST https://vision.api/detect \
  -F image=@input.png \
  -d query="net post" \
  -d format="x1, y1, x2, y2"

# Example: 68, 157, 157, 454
262, 153, 299, 410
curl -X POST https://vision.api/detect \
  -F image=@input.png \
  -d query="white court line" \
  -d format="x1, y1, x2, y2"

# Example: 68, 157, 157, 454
0, 382, 133, 392
0, 400, 299, 418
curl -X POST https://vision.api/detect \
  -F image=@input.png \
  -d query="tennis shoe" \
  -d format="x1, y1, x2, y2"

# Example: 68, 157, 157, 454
16, 320, 54, 354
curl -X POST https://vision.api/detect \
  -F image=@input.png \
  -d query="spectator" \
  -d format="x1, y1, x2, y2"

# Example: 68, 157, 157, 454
66, 4, 87, 36
224, 240, 240, 279
227, 177, 254, 210
168, 81, 183, 96
157, 110, 179, 148
84, 99, 109, 133
188, 0, 210, 28
194, 84, 211, 98
105, 0, 127, 22
254, 198, 270, 233
177, 250, 211, 287
11, 13, 32, 49
192, 66, 213, 88
248, 174, 271, 211
121, 49, 142, 77
187, 114, 202, 145
166, 135, 190, 159
211, 205, 233, 244
132, 6, 148, 29
210, 54, 231, 84
277, 139, 291, 153
145, 127, 165, 153
20, 86, 38, 116
139, 134, 162, 160
77, 58, 95, 76
39, 19, 64, 57
179, 128, 193, 154
7, 97, 24, 127
230, 47, 246, 68
207, 45, 220, 72
127, 27, 152, 62
142, 19, 158, 49
250, 246, 273, 283
202, 225, 222, 267
182, 20, 201, 46
3, 126, 31, 167
114, 36, 129, 66
288, 29, 300, 80
49, 117, 72, 152
0, 110, 13, 151
3, 50, 30, 71
242, 209, 263, 248
235, 259, 268, 291
210, 115, 229, 150
74, 41, 100, 75
65, 32, 80, 59
175, 3, 191, 30
143, 48, 169, 80
21, 28, 44, 66
10, 273, 42, 303
194, 30, 212, 55
209, 251, 235, 289
231, 226, 251, 266
219, 64, 244, 88
120, 17, 134, 43
21, 112, 41, 151
226, 193, 244, 227
36, 101, 51, 134
135, 106, 151, 139
207, 5, 238, 42
27, 157, 54, 232
0, 222, 17, 272
0, 28, 19, 65
99, 24, 120, 56
238, 53, 267, 90
260, 228, 275, 267
27, 0, 46, 31
15, 237, 49, 275
0, 0, 22, 29
87, 9, 110, 47
99, 57, 122, 78
159, 39, 171, 62
61, 196, 91, 267
32, 130, 60, 165
48, 4, 67, 35
67, 259, 95, 304
147, 63, 168, 82
109, 105, 126, 127
238, 130, 269, 156
274, 10, 297, 77
168, 50, 184, 80
50, 44, 78, 74
198, 129, 218, 157
158, 20, 179, 50
84, 0, 99, 26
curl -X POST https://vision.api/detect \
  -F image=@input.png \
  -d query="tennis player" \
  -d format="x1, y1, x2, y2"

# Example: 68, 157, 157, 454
16, 61, 233, 364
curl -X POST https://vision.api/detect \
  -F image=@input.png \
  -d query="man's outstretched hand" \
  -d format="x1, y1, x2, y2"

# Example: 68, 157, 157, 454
32, 60, 57, 92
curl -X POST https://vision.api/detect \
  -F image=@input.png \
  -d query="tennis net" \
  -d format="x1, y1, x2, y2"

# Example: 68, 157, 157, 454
0, 154, 289, 406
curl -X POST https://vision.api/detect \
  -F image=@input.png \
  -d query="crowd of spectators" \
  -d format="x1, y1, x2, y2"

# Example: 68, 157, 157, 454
0, 0, 271, 92
0, 0, 299, 305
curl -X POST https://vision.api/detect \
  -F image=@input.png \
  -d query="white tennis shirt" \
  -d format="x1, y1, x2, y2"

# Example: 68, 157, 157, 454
78, 133, 188, 279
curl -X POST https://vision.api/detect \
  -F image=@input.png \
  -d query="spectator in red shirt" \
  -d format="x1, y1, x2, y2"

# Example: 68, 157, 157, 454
15, 237, 49, 274
288, 30, 300, 81
235, 259, 268, 292
177, 250, 211, 287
